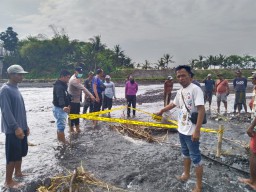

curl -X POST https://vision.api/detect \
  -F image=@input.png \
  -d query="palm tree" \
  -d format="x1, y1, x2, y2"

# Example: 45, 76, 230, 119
89, 35, 106, 71
141, 60, 151, 70
113, 44, 124, 67
163, 54, 174, 68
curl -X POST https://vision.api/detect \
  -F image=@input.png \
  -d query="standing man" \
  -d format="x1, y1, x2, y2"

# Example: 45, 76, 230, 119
233, 70, 247, 115
68, 67, 95, 133
92, 68, 105, 126
83, 71, 94, 114
215, 73, 229, 114
0, 64, 30, 189
102, 75, 116, 117
156, 65, 205, 192
52, 69, 71, 144
202, 74, 215, 110
125, 76, 138, 118
164, 75, 173, 106
238, 73, 256, 190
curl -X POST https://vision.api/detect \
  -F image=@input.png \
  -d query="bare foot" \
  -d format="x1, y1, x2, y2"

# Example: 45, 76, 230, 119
238, 177, 256, 190
15, 172, 29, 178
175, 173, 190, 182
4, 181, 24, 189
192, 186, 202, 192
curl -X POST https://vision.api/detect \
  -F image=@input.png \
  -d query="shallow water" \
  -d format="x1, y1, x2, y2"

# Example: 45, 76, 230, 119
0, 83, 253, 191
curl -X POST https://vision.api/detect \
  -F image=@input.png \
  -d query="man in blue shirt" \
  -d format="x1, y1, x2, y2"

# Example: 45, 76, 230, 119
202, 74, 215, 111
0, 64, 29, 189
233, 70, 247, 115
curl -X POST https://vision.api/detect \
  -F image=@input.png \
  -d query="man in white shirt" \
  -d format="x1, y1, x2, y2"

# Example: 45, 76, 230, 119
102, 75, 116, 117
156, 65, 205, 192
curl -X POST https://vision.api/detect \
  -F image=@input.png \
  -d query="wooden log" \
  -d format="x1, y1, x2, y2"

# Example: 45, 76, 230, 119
216, 124, 224, 157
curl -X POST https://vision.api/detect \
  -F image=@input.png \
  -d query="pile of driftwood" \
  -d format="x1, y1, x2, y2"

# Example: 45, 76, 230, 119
37, 165, 126, 192
109, 124, 168, 143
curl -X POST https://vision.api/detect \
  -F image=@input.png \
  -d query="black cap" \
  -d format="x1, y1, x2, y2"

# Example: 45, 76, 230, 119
75, 67, 83, 74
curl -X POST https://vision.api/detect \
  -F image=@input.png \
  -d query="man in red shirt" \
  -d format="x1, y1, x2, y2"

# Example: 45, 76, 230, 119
215, 73, 229, 114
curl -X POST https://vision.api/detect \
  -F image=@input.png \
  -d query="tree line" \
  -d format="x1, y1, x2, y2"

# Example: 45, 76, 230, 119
1, 27, 256, 79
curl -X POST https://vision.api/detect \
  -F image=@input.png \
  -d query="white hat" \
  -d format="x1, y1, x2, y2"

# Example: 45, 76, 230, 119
7, 65, 28, 74
105, 75, 111, 79
207, 74, 211, 76
167, 75, 173, 80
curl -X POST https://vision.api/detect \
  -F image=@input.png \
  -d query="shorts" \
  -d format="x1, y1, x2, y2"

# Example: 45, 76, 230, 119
179, 132, 202, 166
250, 134, 256, 154
52, 106, 68, 132
216, 93, 227, 103
204, 91, 213, 103
6, 130, 28, 164
93, 93, 102, 112
235, 91, 246, 105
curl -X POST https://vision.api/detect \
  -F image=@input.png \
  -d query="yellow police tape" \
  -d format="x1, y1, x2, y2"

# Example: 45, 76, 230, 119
69, 106, 221, 134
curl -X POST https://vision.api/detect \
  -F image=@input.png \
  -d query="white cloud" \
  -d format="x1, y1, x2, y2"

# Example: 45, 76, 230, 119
1, 0, 256, 65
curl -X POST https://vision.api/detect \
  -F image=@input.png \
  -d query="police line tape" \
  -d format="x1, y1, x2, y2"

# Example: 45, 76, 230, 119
69, 106, 222, 134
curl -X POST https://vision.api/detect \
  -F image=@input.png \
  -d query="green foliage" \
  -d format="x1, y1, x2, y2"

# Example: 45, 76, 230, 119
0, 27, 18, 53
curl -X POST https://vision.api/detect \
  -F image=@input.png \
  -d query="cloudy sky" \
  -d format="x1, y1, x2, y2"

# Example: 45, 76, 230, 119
1, 0, 256, 66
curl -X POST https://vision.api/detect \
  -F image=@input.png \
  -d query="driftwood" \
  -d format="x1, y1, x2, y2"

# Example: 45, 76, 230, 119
37, 165, 127, 192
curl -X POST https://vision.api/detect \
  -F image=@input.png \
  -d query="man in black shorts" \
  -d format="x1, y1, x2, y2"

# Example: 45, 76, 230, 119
0, 64, 30, 189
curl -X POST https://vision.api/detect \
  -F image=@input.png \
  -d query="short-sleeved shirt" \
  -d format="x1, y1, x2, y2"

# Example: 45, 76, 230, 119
215, 79, 229, 94
233, 77, 247, 92
92, 76, 104, 94
204, 79, 215, 92
173, 83, 204, 135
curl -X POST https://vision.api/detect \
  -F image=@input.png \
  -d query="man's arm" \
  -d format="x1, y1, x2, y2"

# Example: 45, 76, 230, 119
156, 103, 176, 116
192, 105, 205, 141
247, 117, 256, 137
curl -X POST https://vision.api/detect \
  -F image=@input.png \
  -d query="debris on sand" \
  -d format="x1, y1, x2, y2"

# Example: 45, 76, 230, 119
37, 164, 127, 192
109, 124, 167, 143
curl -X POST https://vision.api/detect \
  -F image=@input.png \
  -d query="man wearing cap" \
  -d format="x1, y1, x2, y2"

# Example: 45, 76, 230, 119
202, 74, 215, 110
68, 67, 95, 133
0, 64, 29, 189
102, 75, 116, 117
83, 71, 94, 114
215, 73, 229, 114
233, 70, 247, 115
52, 69, 71, 144
164, 76, 173, 106
238, 73, 256, 190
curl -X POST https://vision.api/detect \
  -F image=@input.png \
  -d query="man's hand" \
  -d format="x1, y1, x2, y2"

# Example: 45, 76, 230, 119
90, 95, 95, 102
27, 127, 30, 136
95, 97, 100, 103
15, 128, 25, 140
247, 127, 255, 137
192, 130, 200, 142
63, 106, 70, 113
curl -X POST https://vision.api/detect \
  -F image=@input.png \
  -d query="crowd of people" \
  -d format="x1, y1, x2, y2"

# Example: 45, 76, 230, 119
0, 64, 255, 191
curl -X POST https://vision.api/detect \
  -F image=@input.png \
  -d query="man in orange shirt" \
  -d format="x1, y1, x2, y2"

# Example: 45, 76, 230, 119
215, 73, 229, 114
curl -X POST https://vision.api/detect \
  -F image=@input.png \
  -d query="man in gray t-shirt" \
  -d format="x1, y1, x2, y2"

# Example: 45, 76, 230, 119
0, 64, 29, 189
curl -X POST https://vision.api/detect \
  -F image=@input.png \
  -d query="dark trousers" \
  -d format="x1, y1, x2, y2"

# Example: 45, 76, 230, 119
83, 101, 93, 114
127, 95, 136, 116
70, 102, 80, 126
103, 96, 113, 110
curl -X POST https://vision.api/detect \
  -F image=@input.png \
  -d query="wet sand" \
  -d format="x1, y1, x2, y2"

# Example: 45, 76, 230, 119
0, 83, 255, 192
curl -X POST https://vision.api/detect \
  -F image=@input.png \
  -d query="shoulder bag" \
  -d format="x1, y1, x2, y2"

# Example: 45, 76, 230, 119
181, 92, 207, 124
